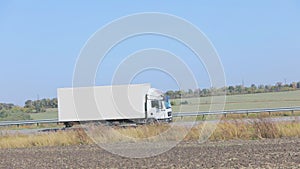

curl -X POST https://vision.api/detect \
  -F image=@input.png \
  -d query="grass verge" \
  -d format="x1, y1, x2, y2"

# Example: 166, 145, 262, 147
0, 129, 92, 148
1, 118, 300, 148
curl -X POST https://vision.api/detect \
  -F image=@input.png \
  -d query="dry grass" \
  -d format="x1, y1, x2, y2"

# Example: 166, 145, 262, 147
209, 118, 300, 140
0, 128, 92, 148
1, 118, 300, 148
209, 120, 254, 140
84, 124, 190, 143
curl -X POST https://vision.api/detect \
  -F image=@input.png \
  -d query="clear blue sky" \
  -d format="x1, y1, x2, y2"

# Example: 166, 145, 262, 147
0, 1, 300, 105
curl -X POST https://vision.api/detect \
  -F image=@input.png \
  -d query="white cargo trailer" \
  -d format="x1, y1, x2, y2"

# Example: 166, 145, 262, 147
57, 84, 172, 127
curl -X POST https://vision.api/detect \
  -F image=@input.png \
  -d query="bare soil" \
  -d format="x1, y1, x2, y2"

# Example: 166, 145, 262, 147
1, 138, 300, 168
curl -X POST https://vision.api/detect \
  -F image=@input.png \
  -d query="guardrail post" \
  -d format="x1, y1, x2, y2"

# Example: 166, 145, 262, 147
268, 111, 271, 116
292, 110, 294, 115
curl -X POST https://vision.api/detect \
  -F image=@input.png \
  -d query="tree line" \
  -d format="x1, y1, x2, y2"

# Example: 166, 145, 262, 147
0, 98, 57, 115
165, 81, 300, 99
0, 98, 58, 121
24, 98, 58, 113
0, 103, 31, 120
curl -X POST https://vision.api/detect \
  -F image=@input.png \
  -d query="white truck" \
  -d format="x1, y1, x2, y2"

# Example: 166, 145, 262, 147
57, 84, 172, 127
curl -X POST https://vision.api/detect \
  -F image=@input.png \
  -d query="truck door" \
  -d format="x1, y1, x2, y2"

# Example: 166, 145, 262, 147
149, 100, 165, 120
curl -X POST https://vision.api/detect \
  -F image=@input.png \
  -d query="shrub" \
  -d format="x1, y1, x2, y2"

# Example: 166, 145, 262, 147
180, 101, 189, 105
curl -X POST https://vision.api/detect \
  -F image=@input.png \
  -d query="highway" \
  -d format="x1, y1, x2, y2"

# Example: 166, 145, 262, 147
0, 106, 299, 128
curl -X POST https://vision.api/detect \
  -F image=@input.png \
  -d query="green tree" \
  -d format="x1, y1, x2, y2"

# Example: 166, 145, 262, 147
165, 90, 175, 99
235, 85, 243, 94
297, 82, 300, 89
24, 100, 34, 109
251, 84, 257, 93
228, 86, 235, 94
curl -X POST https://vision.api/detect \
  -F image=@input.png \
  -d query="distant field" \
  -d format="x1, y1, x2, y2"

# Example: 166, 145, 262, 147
172, 90, 300, 112
29, 108, 58, 120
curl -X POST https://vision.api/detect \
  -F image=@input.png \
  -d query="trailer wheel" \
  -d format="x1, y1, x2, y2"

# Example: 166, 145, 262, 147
64, 122, 73, 128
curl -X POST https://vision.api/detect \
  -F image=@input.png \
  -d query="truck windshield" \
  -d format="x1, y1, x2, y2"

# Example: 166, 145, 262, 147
164, 96, 171, 109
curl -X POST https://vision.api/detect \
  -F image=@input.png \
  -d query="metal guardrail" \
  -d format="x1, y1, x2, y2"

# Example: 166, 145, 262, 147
173, 106, 300, 117
1, 107, 300, 127
0, 119, 59, 127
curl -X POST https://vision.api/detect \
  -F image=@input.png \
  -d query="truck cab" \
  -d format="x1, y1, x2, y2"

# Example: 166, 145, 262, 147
146, 88, 172, 122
